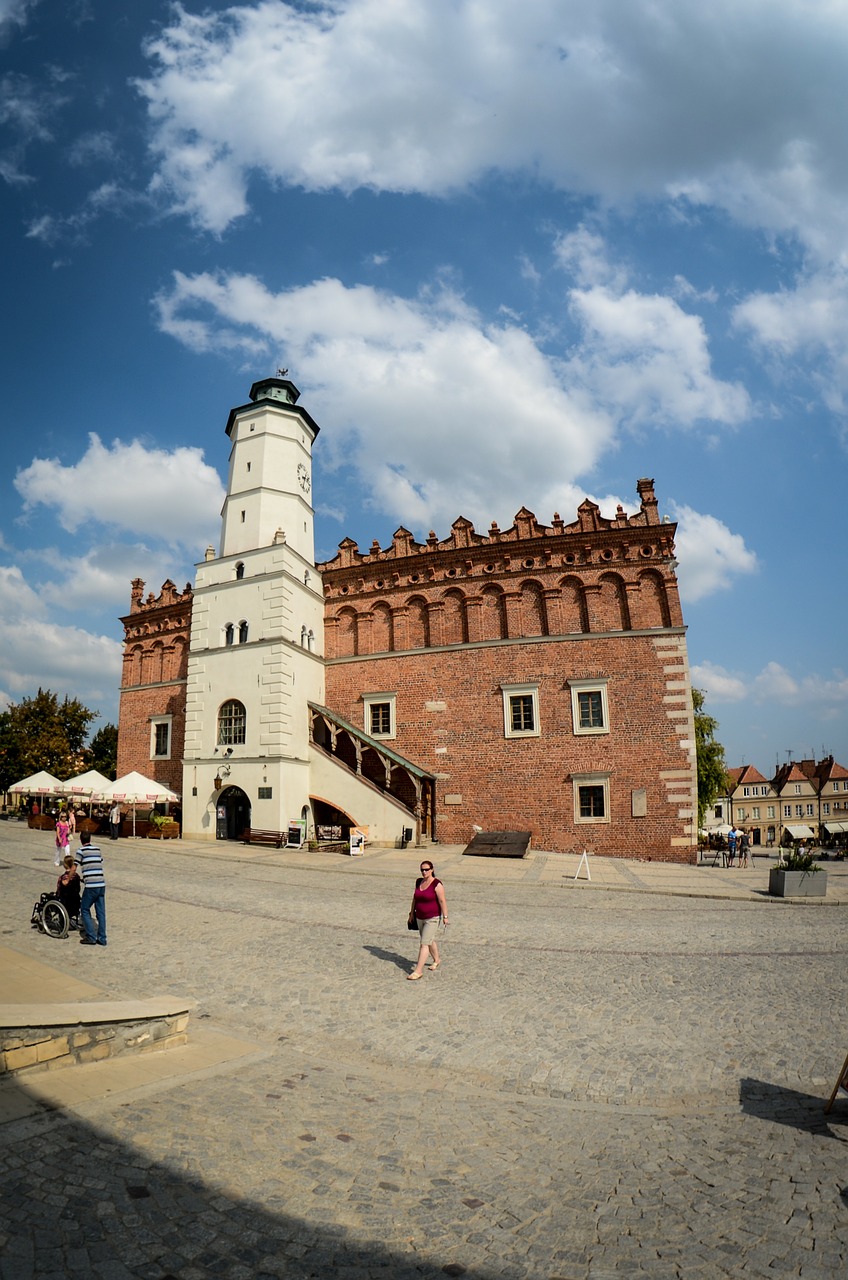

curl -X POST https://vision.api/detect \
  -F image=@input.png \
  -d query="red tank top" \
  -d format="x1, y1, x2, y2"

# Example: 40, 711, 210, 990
413, 876, 442, 919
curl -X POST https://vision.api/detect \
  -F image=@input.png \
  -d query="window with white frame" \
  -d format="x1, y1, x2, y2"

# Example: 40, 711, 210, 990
794, 783, 801, 794
572, 772, 610, 823
363, 692, 396, 740
737, 808, 746, 821
569, 678, 609, 735
501, 683, 540, 738
767, 806, 775, 818
795, 804, 803, 817
217, 699, 246, 746
743, 786, 750, 797
752, 807, 760, 819
806, 803, 814, 816
823, 802, 830, 815
783, 805, 792, 817
150, 716, 172, 760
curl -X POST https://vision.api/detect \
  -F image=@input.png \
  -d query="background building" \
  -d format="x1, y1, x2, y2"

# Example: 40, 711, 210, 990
118, 379, 698, 861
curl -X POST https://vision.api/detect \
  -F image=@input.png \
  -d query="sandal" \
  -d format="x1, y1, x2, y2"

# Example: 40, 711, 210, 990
407, 971, 423, 980
428, 960, 441, 970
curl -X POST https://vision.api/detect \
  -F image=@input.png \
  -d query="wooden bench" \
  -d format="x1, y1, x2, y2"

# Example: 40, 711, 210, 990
240, 828, 286, 848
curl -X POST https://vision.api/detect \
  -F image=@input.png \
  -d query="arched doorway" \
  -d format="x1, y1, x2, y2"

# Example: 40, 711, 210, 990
216, 785, 251, 840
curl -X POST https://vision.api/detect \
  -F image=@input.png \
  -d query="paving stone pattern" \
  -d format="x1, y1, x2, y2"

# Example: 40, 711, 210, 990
1, 826, 847, 1278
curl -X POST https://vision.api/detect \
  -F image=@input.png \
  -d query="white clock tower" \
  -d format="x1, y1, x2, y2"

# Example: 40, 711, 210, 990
182, 376, 326, 841
220, 376, 318, 562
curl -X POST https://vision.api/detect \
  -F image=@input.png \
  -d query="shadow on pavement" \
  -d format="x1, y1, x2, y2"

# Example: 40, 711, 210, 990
363, 944, 411, 973
0, 1074, 481, 1280
739, 1077, 848, 1141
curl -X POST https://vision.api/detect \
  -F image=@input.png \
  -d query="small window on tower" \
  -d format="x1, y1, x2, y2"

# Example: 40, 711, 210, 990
235, 562, 244, 580
224, 623, 234, 646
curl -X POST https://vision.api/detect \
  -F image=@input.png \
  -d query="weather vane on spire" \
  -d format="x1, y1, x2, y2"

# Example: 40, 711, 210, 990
276, 367, 289, 379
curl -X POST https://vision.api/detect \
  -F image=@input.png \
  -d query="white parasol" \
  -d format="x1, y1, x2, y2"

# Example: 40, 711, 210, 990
9, 769, 63, 796
60, 769, 113, 796
94, 772, 180, 837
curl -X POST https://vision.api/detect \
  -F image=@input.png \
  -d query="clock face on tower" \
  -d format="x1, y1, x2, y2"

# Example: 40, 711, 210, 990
297, 462, 311, 494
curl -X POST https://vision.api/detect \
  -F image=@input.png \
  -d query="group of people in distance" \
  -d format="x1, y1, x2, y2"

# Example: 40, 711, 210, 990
724, 826, 752, 868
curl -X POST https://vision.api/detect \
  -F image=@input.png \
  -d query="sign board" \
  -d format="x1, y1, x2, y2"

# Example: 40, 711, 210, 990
349, 826, 368, 856
286, 819, 306, 848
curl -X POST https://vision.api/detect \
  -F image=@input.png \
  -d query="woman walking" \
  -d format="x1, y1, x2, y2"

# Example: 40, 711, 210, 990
407, 859, 449, 980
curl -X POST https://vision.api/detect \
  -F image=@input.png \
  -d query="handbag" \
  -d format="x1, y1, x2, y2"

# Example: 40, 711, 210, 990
407, 912, 417, 931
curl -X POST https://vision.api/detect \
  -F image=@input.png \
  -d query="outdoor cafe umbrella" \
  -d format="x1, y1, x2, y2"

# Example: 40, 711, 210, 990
9, 769, 63, 796
59, 769, 113, 815
95, 772, 180, 837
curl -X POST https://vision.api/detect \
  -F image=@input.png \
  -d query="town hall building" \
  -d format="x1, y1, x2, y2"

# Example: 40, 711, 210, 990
117, 376, 699, 862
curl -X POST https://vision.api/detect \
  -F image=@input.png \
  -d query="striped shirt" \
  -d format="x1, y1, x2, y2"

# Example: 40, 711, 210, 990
76, 842, 105, 888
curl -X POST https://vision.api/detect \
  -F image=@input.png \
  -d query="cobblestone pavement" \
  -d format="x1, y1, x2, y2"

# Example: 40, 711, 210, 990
1, 824, 847, 1279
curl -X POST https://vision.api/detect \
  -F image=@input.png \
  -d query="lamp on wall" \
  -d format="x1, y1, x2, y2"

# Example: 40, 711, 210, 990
213, 763, 231, 791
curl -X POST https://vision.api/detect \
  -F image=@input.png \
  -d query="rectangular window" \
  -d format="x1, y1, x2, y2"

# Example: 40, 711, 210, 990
783, 805, 792, 817
823, 802, 830, 815
767, 806, 775, 819
579, 786, 605, 818
713, 804, 723, 819
743, 786, 750, 797
501, 683, 540, 739
834, 781, 842, 791
150, 717, 172, 760
572, 772, 611, 824
737, 808, 746, 821
752, 807, 760, 820
569, 679, 609, 735
806, 803, 814, 816
794, 784, 801, 794
795, 804, 803, 817
257, 786, 272, 799
363, 692, 396, 740
370, 702, 392, 736
511, 695, 535, 732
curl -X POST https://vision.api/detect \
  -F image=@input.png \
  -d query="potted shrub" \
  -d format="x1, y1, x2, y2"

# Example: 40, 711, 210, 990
147, 811, 180, 839
769, 848, 827, 898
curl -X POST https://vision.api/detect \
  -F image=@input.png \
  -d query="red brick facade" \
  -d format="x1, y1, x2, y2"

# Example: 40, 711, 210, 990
117, 578, 192, 797
118, 480, 697, 861
317, 480, 697, 861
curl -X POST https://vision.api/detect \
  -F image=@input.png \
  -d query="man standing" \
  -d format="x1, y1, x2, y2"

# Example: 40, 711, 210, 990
109, 801, 121, 840
76, 830, 107, 946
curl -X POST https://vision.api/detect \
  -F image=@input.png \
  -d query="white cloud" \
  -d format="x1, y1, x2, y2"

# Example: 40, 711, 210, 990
691, 658, 848, 712
565, 286, 750, 430
690, 661, 747, 703
734, 265, 848, 418
155, 269, 616, 532
155, 259, 756, 539
0, 615, 121, 715
14, 433, 224, 553
671, 504, 758, 602
136, 0, 848, 257
554, 226, 626, 290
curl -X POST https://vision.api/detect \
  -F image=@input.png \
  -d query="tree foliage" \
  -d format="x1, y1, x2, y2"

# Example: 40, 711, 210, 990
693, 687, 730, 828
0, 688, 98, 791
88, 723, 118, 780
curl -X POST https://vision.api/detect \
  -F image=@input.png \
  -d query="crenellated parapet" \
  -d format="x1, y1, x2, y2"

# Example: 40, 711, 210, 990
119, 580, 194, 686
318, 479, 682, 656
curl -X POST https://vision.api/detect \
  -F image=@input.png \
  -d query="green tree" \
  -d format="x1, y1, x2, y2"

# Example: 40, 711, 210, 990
693, 687, 730, 828
0, 688, 98, 785
88, 723, 118, 780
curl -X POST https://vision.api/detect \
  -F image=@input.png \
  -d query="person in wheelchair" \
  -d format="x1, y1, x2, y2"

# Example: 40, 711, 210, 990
57, 853, 81, 928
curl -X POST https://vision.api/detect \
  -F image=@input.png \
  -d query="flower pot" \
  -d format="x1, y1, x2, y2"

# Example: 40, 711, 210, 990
769, 867, 827, 898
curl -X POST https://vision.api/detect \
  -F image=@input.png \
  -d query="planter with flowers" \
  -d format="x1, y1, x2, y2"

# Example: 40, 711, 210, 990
769, 848, 827, 898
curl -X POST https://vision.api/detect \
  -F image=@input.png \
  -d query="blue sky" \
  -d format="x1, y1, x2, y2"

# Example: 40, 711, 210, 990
1, 0, 846, 773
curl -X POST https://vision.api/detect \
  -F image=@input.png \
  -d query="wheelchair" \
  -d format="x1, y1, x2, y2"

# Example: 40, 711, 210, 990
30, 892, 74, 940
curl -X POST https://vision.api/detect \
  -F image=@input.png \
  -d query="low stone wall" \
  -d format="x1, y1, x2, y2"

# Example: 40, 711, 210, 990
0, 998, 195, 1077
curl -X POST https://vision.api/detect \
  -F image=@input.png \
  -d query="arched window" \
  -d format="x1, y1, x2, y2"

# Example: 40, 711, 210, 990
224, 623, 234, 646
218, 700, 246, 746
235, 562, 245, 580
238, 620, 248, 643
